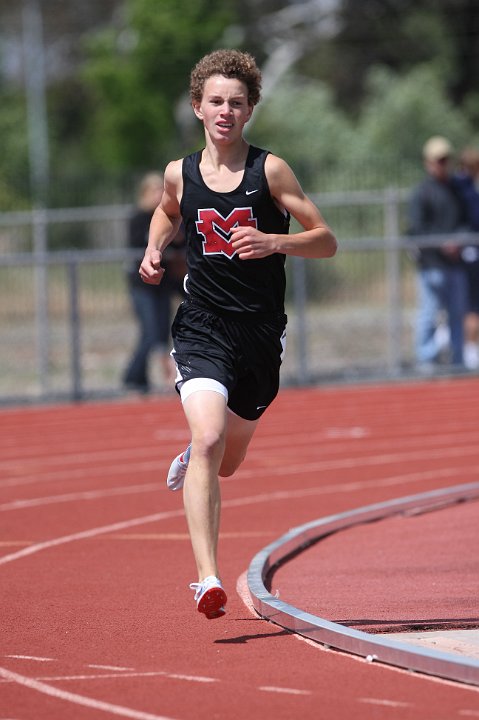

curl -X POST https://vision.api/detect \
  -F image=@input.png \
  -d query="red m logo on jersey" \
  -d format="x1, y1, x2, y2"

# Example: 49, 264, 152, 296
196, 207, 258, 258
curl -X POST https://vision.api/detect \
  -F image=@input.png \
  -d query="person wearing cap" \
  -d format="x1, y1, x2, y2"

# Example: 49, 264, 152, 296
408, 135, 469, 371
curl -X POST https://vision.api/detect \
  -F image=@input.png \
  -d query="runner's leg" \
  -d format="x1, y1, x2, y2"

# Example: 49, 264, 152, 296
220, 409, 259, 477
182, 389, 227, 581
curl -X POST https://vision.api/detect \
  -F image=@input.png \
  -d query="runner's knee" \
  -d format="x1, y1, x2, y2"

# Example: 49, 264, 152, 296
192, 428, 225, 464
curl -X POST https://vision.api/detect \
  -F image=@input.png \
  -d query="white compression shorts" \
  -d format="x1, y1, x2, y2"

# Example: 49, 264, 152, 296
179, 377, 229, 405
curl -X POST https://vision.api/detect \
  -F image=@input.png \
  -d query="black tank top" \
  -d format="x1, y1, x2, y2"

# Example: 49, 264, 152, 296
180, 145, 290, 316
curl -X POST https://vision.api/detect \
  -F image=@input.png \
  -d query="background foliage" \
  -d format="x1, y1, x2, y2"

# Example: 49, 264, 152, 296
0, 0, 478, 212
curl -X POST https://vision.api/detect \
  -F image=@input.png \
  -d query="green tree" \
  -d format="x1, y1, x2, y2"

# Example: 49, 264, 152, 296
319, 0, 479, 114
0, 91, 29, 209
249, 76, 353, 190
2, 0, 479, 209
81, 0, 238, 174
250, 61, 477, 194
351, 63, 475, 184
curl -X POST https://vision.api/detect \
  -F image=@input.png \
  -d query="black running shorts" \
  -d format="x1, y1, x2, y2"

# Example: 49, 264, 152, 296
171, 299, 287, 421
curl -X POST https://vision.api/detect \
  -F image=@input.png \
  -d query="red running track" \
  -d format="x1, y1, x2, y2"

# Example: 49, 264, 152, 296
274, 493, 479, 634
1, 378, 479, 719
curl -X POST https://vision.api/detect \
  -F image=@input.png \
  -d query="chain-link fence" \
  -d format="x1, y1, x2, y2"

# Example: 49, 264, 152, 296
1, 188, 474, 405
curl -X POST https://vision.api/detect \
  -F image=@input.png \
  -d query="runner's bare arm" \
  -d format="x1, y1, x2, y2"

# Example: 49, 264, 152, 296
139, 160, 184, 284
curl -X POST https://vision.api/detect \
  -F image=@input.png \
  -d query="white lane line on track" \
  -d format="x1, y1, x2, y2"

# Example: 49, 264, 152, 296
0, 444, 183, 472
0, 483, 163, 512
107, 531, 272, 541
258, 686, 312, 696
3, 462, 478, 519
222, 463, 479, 511
0, 667, 177, 720
5, 655, 55, 662
3, 436, 479, 490
87, 664, 135, 672
0, 462, 165, 489
1, 420, 476, 471
358, 698, 412, 708
0, 472, 446, 564
164, 674, 216, 684
0, 671, 217, 684
0, 509, 185, 567
2, 465, 478, 566
0, 486, 304, 567
246, 443, 479, 478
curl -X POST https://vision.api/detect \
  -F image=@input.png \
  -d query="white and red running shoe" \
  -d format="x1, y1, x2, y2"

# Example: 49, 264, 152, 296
189, 576, 227, 619
166, 445, 191, 491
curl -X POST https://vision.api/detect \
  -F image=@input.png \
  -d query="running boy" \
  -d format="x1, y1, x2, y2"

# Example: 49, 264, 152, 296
139, 49, 337, 619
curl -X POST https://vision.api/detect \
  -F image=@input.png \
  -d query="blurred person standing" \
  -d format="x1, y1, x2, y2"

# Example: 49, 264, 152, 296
123, 172, 185, 393
454, 147, 479, 370
408, 136, 468, 371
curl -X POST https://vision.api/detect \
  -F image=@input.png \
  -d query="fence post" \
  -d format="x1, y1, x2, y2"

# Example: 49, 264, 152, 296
291, 255, 310, 384
67, 259, 83, 401
384, 188, 403, 376
32, 207, 50, 395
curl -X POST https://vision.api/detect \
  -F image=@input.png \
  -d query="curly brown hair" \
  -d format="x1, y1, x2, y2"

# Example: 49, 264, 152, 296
190, 49, 262, 106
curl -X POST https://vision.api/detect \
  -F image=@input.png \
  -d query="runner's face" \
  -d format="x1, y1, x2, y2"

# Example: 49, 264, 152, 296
193, 75, 253, 142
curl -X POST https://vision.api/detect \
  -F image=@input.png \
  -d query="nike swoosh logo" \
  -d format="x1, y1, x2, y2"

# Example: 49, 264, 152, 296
246, 189, 259, 195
